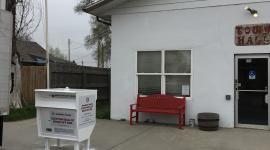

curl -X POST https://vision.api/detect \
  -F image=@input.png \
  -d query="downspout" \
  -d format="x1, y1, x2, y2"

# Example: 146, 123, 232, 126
96, 16, 111, 26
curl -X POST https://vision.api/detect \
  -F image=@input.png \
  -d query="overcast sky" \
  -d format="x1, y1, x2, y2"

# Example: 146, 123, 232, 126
32, 0, 96, 66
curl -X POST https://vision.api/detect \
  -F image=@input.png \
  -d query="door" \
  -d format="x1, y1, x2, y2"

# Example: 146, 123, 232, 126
235, 55, 270, 129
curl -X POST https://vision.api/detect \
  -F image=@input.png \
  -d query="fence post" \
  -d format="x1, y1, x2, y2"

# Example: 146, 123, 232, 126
81, 66, 86, 89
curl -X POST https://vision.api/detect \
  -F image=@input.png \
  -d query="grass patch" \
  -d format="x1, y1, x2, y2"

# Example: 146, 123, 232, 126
96, 100, 110, 119
4, 105, 36, 122
3, 100, 110, 122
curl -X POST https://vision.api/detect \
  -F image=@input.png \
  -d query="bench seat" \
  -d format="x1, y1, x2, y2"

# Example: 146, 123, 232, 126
130, 94, 186, 129
135, 107, 180, 114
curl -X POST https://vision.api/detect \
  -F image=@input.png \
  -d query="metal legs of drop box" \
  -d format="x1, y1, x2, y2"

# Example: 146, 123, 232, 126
74, 138, 90, 150
45, 138, 49, 150
44, 138, 91, 150
56, 139, 60, 147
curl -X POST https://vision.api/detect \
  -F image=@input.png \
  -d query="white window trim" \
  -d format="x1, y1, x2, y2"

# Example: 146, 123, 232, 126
135, 49, 193, 98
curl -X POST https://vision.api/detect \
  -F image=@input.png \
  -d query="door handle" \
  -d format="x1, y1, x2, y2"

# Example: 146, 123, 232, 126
265, 94, 269, 104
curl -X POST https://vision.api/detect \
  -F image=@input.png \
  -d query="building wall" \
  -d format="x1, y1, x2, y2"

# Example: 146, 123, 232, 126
0, 9, 12, 115
110, 1, 270, 128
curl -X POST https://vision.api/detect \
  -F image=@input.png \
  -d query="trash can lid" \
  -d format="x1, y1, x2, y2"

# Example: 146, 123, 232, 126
197, 112, 219, 120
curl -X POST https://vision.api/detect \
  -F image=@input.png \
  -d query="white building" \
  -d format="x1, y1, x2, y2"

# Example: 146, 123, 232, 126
85, 0, 270, 129
0, 0, 12, 115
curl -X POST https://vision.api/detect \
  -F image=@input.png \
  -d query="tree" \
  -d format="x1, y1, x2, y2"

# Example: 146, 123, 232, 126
15, 0, 42, 41
6, 0, 41, 108
49, 46, 67, 60
6, 0, 42, 55
75, 1, 111, 68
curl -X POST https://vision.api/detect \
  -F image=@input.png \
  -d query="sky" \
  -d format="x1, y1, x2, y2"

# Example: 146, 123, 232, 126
32, 0, 96, 66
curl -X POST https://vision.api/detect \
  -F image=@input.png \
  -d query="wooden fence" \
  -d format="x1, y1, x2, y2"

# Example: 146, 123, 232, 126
50, 63, 110, 101
21, 63, 110, 103
21, 66, 47, 103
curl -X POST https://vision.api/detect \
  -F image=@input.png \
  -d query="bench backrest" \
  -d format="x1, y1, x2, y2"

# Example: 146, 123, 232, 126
137, 94, 185, 110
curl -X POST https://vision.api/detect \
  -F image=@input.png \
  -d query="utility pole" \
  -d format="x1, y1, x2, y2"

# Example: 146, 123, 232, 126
45, 0, 50, 89
81, 60, 84, 66
68, 38, 71, 61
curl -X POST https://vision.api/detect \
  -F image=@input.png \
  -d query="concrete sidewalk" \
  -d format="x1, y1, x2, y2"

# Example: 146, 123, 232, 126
3, 119, 270, 150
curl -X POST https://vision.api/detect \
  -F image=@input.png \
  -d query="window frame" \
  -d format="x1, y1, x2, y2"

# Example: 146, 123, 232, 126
136, 49, 192, 97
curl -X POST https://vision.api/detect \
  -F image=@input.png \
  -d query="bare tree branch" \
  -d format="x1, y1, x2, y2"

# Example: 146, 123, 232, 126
15, 0, 42, 41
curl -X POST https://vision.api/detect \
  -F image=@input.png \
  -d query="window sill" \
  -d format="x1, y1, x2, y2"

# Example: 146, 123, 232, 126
176, 96, 192, 101
138, 95, 192, 100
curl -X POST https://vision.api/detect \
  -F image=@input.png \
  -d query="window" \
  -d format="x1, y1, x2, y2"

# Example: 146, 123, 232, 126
137, 50, 191, 97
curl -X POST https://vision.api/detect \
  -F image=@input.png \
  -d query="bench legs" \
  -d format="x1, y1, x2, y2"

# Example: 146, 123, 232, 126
130, 110, 139, 125
129, 110, 133, 125
178, 113, 185, 129
131, 110, 184, 129
136, 112, 139, 124
130, 110, 133, 125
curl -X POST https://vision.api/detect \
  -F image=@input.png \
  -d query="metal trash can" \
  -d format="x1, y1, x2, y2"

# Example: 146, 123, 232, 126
198, 112, 219, 131
35, 88, 97, 150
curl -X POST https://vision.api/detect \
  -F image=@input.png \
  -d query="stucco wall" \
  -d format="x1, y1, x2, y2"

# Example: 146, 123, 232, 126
0, 10, 12, 115
110, 2, 270, 128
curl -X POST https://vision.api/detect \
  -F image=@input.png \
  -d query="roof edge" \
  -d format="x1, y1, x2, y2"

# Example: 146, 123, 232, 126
83, 0, 114, 14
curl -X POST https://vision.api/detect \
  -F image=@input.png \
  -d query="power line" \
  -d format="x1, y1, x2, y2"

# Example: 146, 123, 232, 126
67, 29, 110, 52
70, 40, 85, 46
72, 45, 85, 50
71, 47, 95, 61
69, 29, 110, 47
56, 46, 87, 52
72, 52, 93, 61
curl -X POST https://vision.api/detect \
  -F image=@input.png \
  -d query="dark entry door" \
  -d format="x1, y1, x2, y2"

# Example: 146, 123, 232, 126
236, 55, 269, 128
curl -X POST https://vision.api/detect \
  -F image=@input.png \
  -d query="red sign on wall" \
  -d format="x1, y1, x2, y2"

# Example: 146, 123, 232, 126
235, 24, 270, 46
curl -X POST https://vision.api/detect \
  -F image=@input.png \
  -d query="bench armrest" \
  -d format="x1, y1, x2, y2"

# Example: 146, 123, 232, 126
130, 104, 137, 110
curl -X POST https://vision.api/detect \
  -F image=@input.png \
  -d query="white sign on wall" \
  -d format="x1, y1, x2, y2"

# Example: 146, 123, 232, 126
182, 85, 190, 96
248, 70, 256, 80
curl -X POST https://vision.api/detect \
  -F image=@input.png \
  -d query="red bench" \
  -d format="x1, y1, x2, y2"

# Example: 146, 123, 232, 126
130, 94, 186, 129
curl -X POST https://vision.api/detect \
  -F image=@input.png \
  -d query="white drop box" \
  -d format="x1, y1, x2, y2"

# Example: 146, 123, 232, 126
35, 88, 97, 142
